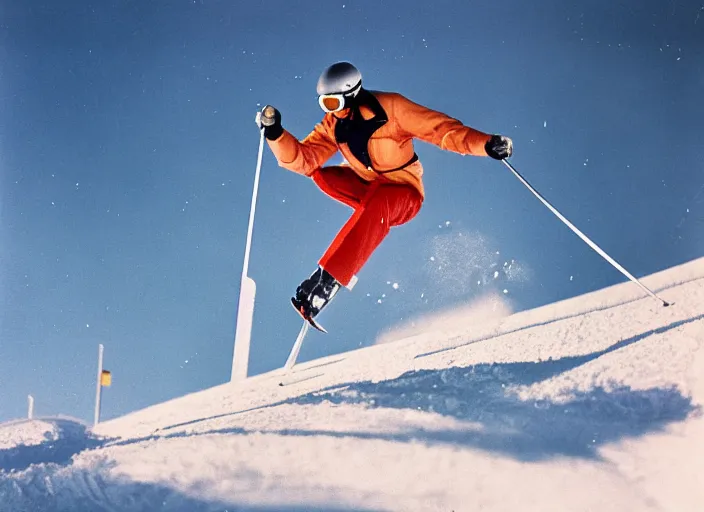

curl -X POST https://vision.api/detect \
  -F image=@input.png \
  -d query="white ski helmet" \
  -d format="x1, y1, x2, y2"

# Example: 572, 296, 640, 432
316, 62, 362, 96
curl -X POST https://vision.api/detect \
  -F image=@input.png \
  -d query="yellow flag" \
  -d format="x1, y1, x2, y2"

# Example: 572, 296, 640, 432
100, 370, 112, 387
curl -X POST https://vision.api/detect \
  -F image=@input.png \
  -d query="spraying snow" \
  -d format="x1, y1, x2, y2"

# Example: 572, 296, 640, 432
425, 230, 530, 299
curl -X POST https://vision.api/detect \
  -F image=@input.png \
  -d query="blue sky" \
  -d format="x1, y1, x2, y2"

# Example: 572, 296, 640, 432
1, 0, 702, 423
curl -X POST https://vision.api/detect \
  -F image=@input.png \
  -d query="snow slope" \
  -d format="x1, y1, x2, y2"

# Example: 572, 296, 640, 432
1, 258, 703, 512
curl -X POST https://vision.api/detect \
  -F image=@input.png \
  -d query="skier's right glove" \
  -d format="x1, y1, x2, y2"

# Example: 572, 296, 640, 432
485, 134, 513, 160
255, 105, 284, 141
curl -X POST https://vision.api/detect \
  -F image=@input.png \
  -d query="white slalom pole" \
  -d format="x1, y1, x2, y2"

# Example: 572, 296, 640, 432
94, 343, 104, 426
501, 159, 669, 307
27, 395, 34, 420
231, 125, 267, 382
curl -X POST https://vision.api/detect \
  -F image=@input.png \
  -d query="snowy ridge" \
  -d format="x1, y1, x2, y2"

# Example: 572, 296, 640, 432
1, 258, 703, 511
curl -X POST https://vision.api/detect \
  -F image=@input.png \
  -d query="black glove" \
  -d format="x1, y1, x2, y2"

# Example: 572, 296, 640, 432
255, 105, 283, 141
485, 134, 513, 160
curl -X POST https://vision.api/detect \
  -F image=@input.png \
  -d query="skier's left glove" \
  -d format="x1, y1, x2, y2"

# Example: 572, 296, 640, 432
255, 105, 284, 141
485, 135, 513, 160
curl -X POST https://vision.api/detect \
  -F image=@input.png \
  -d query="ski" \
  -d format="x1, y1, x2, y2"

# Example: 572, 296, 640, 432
284, 320, 310, 370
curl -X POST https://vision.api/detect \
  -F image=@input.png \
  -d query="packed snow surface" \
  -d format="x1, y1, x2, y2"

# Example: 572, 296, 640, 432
1, 258, 703, 511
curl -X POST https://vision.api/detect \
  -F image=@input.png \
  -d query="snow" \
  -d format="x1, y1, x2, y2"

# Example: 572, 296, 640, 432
426, 231, 528, 299
1, 258, 704, 511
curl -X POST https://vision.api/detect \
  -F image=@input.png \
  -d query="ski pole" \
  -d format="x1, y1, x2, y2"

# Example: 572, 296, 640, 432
241, 127, 266, 280
501, 159, 670, 307
242, 106, 277, 279
231, 111, 271, 381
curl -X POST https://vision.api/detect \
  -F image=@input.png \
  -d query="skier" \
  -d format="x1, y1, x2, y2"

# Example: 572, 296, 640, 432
256, 61, 513, 329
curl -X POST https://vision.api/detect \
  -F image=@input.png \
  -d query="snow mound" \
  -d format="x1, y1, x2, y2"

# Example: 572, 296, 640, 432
0, 418, 100, 473
0, 419, 62, 451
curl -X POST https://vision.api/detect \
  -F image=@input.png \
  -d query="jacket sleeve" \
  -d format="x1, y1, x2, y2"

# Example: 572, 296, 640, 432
391, 93, 491, 157
267, 115, 338, 176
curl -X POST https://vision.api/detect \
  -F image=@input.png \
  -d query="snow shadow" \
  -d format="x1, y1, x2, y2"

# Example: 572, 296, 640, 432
0, 419, 102, 473
289, 370, 694, 462
281, 315, 701, 460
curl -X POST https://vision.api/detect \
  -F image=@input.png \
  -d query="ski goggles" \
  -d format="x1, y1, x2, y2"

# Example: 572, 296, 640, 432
318, 82, 362, 113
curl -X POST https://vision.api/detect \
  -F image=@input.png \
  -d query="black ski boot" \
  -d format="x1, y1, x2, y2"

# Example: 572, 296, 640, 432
291, 267, 341, 332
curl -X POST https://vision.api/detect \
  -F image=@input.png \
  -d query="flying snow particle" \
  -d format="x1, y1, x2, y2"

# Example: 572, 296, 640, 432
392, 283, 399, 290
544, 121, 547, 128
503, 289, 508, 294
570, 276, 574, 281
430, 256, 435, 261
493, 271, 499, 279
387, 281, 391, 285
445, 220, 451, 226
377, 299, 383, 304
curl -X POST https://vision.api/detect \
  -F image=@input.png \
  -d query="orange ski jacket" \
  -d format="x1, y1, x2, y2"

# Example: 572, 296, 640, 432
267, 90, 492, 199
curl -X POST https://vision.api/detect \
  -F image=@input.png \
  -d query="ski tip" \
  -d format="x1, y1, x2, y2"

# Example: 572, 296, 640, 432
302, 313, 328, 333
309, 318, 328, 334
290, 298, 328, 333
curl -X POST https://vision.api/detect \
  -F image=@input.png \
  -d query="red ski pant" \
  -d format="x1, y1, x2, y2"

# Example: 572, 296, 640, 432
311, 165, 423, 287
